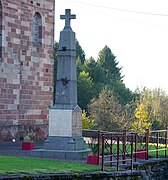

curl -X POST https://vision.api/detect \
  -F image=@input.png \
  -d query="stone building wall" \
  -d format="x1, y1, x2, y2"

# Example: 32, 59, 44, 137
0, 0, 55, 140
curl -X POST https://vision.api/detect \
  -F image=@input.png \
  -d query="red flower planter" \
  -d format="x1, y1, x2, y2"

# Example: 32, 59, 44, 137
136, 150, 146, 159
87, 155, 99, 165
22, 142, 35, 150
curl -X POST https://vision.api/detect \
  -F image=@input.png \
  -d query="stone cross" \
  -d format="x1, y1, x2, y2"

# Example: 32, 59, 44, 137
60, 9, 76, 28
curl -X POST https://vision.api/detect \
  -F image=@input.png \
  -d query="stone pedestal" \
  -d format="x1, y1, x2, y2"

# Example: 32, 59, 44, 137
44, 106, 86, 152
44, 105, 90, 160
44, 136, 85, 151
48, 105, 82, 137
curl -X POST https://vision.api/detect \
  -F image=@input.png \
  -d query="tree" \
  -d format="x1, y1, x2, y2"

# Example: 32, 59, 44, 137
82, 57, 105, 98
53, 41, 59, 104
83, 57, 104, 83
82, 111, 95, 129
76, 56, 83, 76
159, 94, 168, 129
97, 45, 122, 84
133, 87, 168, 131
89, 89, 134, 131
132, 103, 150, 134
76, 40, 85, 64
77, 71, 94, 110
97, 45, 135, 105
115, 81, 137, 105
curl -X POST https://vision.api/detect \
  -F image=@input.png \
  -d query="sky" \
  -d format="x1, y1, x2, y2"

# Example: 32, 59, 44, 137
55, 0, 168, 93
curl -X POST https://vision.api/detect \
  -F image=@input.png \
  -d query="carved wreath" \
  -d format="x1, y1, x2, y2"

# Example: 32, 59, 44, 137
61, 77, 69, 87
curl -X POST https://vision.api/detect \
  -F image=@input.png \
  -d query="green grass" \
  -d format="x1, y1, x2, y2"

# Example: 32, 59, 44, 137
1, 143, 166, 175
148, 143, 167, 158
0, 156, 112, 175
99, 143, 167, 158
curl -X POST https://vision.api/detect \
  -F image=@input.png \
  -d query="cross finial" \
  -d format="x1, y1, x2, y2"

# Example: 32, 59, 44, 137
60, 9, 76, 29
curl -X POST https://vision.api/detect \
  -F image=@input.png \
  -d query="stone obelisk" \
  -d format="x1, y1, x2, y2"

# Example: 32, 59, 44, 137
44, 9, 87, 155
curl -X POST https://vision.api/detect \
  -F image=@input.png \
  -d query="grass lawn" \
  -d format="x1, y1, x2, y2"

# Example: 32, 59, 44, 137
148, 143, 167, 158
100, 143, 167, 158
0, 156, 112, 175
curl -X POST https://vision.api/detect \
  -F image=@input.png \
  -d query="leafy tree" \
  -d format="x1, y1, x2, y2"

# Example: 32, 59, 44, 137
82, 111, 95, 129
159, 94, 168, 129
77, 71, 94, 110
111, 81, 136, 105
76, 40, 85, 64
76, 56, 83, 76
83, 57, 104, 83
82, 57, 105, 98
97, 45, 135, 105
97, 45, 122, 84
134, 87, 168, 130
132, 103, 150, 134
54, 41, 59, 73
53, 41, 59, 104
89, 89, 134, 131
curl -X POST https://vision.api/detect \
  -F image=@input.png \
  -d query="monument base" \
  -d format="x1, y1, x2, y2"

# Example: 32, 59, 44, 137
0, 148, 91, 161
31, 148, 91, 161
42, 106, 91, 160
44, 136, 90, 161
44, 136, 85, 150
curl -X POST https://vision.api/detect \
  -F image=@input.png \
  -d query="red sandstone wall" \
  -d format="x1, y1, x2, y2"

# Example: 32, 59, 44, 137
0, 0, 55, 140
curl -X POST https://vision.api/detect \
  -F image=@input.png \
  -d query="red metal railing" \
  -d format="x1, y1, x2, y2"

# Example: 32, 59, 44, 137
82, 128, 168, 171
98, 131, 134, 171
84, 128, 168, 171
148, 129, 168, 158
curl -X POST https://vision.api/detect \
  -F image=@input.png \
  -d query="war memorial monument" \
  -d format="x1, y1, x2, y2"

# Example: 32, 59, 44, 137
43, 9, 90, 160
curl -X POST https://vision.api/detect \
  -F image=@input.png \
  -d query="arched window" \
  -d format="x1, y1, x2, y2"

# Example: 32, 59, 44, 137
0, 1, 2, 58
33, 12, 42, 45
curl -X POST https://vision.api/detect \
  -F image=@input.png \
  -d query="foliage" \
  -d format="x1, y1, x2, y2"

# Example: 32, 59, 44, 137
111, 81, 136, 105
132, 103, 150, 134
82, 57, 106, 98
134, 87, 168, 130
87, 138, 98, 156
78, 45, 136, 113
23, 136, 33, 142
97, 45, 122, 83
97, 45, 135, 105
83, 57, 105, 84
76, 56, 83, 76
89, 89, 135, 131
76, 40, 86, 64
53, 41, 59, 105
77, 71, 94, 110
82, 111, 95, 129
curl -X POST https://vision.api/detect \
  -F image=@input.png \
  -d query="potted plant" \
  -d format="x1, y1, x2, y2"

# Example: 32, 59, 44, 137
22, 136, 35, 150
87, 139, 99, 165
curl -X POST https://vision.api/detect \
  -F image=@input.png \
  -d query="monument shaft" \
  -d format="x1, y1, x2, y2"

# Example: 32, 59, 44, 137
54, 29, 77, 109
